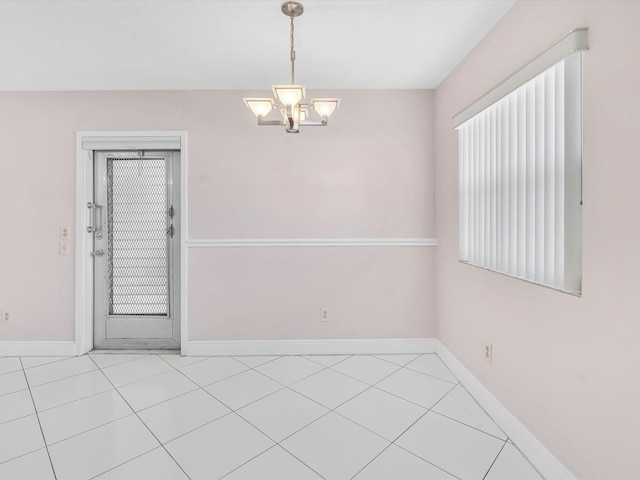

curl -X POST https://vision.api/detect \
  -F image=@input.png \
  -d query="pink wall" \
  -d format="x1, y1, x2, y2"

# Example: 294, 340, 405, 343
189, 247, 434, 340
434, 1, 640, 478
0, 89, 435, 342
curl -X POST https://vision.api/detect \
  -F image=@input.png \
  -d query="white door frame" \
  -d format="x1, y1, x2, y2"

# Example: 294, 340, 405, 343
75, 131, 188, 355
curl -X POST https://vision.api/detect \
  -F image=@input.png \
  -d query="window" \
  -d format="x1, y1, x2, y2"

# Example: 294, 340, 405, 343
455, 29, 587, 294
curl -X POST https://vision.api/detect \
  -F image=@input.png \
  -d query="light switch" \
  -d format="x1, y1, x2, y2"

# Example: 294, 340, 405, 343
59, 241, 70, 255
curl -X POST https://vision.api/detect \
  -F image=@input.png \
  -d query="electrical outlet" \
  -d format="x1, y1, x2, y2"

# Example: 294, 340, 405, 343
59, 240, 70, 255
60, 226, 71, 240
320, 308, 329, 323
484, 344, 493, 364
2, 311, 12, 324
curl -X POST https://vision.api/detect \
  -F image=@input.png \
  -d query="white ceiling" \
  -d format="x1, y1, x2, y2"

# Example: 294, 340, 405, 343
0, 0, 515, 91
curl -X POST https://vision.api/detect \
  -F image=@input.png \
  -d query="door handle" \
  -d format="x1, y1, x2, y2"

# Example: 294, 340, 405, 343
91, 249, 104, 257
87, 202, 97, 233
88, 202, 104, 236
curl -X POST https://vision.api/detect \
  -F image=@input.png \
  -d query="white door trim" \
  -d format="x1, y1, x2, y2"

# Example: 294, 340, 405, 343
75, 131, 188, 356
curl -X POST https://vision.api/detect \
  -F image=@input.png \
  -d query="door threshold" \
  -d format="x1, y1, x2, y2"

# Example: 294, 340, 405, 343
90, 349, 180, 355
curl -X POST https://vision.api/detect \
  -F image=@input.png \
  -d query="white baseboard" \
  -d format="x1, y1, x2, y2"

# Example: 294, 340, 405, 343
0, 341, 77, 357
185, 338, 436, 356
435, 340, 577, 480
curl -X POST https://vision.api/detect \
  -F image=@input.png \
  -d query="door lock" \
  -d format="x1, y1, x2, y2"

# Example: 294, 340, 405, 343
91, 249, 104, 257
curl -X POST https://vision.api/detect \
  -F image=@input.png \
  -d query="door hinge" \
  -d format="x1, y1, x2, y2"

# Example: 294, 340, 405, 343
167, 225, 175, 238
168, 205, 175, 219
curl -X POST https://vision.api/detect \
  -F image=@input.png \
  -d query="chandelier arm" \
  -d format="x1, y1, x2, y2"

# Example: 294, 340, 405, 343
298, 121, 328, 126
257, 117, 286, 126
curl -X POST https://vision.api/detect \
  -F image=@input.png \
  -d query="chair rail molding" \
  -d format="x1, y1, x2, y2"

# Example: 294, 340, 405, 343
186, 238, 438, 248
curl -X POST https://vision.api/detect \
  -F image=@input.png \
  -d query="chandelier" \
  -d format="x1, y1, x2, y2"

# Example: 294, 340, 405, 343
243, 2, 340, 133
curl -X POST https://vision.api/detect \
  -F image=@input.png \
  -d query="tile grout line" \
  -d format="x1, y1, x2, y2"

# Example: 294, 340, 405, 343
430, 410, 508, 442
482, 440, 508, 480
4, 353, 534, 480
391, 441, 465, 480
158, 354, 211, 370
89, 353, 502, 480
236, 409, 330, 480
90, 354, 220, 415
0, 386, 42, 427
156, 354, 239, 418
134, 383, 213, 415
88, 354, 153, 370
155, 355, 290, 480
0, 411, 34, 428
386, 400, 464, 480
337, 357, 466, 480
348, 442, 396, 480
258, 354, 472, 454
178, 354, 456, 478
286, 359, 447, 479
0, 368, 24, 377
251, 359, 334, 388
21, 355, 457, 472
261, 360, 405, 474
19, 356, 73, 371
152, 353, 307, 479
404, 382, 509, 440
301, 354, 354, 368
98, 355, 175, 389
323, 356, 455, 412
32, 385, 116, 416
85, 355, 194, 480
218, 444, 328, 480
380, 375, 497, 479
232, 357, 413, 477
17, 358, 58, 480
156, 355, 272, 395
160, 354, 329, 452
173, 352, 480, 480
175, 356, 337, 413
44, 413, 139, 449
370, 354, 420, 367
0, 447, 51, 468
163, 356, 334, 479
21, 365, 100, 390
86, 446, 175, 480
450, 381, 510, 438
202, 354, 502, 479
0, 370, 31, 399
233, 355, 283, 368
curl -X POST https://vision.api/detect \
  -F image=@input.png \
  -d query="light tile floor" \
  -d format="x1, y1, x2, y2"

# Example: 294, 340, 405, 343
0, 354, 544, 480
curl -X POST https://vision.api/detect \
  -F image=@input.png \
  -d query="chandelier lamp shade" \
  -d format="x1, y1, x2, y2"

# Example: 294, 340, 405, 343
243, 2, 340, 133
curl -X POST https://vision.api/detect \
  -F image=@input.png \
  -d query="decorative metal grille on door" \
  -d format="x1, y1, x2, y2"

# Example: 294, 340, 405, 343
106, 158, 169, 315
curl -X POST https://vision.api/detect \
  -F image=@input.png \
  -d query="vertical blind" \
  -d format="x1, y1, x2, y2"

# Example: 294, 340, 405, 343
457, 51, 583, 294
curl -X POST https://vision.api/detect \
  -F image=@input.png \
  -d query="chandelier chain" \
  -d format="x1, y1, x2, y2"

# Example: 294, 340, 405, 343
290, 15, 295, 84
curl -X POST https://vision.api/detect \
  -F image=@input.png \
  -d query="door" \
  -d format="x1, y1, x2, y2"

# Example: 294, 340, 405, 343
91, 151, 180, 349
